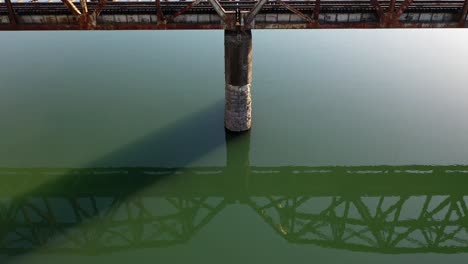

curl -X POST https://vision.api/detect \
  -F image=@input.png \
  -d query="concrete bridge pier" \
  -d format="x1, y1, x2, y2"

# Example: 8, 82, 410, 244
224, 30, 253, 132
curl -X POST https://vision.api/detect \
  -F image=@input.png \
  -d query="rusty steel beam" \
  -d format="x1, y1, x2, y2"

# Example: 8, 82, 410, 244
156, 0, 164, 24
207, 0, 227, 21
93, 0, 107, 16
0, 1, 463, 30
389, 0, 396, 11
370, 0, 384, 18
166, 0, 203, 22
0, 21, 461, 31
81, 0, 88, 14
370, 0, 412, 27
4, 0, 17, 25
244, 0, 269, 26
276, 0, 315, 24
396, 0, 414, 16
313, 0, 320, 21
61, 0, 82, 16
254, 21, 460, 29
0, 23, 225, 31
459, 0, 468, 27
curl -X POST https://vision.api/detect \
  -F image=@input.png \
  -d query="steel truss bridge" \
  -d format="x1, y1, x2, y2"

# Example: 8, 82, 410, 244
1, 0, 468, 30
1, 165, 468, 255
1, 0, 468, 257
2, 0, 467, 130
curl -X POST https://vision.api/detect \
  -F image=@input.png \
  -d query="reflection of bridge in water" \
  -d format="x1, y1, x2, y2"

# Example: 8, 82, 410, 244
2, 164, 468, 255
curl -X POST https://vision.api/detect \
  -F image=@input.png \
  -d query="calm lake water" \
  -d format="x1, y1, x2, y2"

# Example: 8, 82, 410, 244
1, 30, 468, 263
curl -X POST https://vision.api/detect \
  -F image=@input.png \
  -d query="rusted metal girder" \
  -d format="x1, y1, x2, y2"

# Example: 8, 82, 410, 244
4, 0, 17, 25
79, 14, 97, 30
0, 23, 225, 31
207, 0, 227, 21
459, 0, 468, 27
93, 0, 107, 16
205, 0, 238, 30
81, 0, 88, 14
244, 0, 269, 26
313, 0, 320, 21
389, 0, 396, 12
276, 0, 317, 25
156, 0, 164, 24
60, 0, 108, 29
0, 22, 461, 31
1, 0, 464, 30
370, 0, 384, 18
396, 0, 414, 17
154, 0, 235, 29
165, 0, 203, 22
371, 0, 413, 27
61, 0, 82, 16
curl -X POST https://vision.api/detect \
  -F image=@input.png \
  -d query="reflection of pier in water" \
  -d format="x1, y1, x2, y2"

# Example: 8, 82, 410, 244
2, 166, 468, 255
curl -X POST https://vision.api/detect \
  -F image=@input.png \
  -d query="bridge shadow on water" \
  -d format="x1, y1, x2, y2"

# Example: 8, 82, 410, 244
0, 100, 227, 258
2, 100, 468, 257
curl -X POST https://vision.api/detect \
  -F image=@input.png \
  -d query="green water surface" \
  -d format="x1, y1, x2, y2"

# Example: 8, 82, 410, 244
1, 30, 468, 263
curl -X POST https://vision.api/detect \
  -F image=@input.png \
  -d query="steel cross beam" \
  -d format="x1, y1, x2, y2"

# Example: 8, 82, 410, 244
156, 0, 164, 23
243, 0, 322, 28
244, 0, 269, 26
313, 0, 320, 21
60, 0, 107, 29
161, 0, 230, 28
0, 0, 466, 30
94, 0, 107, 17
396, 0, 414, 17
207, 0, 227, 21
276, 0, 316, 24
165, 0, 204, 22
4, 0, 17, 25
371, 0, 414, 27
81, 0, 88, 14
389, 0, 396, 12
370, 0, 384, 18
61, 0, 82, 16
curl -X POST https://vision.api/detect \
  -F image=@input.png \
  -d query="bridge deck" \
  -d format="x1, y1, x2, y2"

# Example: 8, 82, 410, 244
0, 0, 467, 30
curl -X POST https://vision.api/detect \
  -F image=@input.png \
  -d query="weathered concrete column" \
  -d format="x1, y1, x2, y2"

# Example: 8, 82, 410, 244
224, 30, 253, 132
